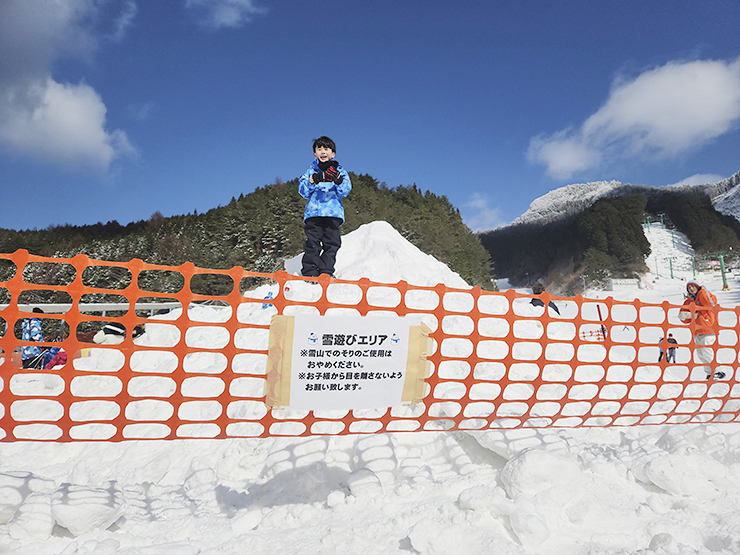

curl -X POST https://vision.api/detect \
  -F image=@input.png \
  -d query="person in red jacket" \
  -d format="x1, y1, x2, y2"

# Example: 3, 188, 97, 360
679, 280, 723, 379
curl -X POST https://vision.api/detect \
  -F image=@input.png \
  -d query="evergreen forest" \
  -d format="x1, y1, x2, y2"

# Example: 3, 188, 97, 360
0, 174, 494, 293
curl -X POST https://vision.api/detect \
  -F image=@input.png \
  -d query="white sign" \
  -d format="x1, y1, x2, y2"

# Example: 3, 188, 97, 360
265, 314, 430, 410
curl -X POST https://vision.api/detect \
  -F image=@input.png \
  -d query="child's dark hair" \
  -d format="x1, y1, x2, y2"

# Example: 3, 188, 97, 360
313, 136, 336, 152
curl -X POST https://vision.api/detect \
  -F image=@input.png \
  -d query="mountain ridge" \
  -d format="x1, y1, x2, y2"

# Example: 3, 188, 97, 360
506, 169, 740, 228
478, 169, 740, 294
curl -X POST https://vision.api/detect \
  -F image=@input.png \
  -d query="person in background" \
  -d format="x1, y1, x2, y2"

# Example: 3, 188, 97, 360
679, 280, 723, 379
93, 322, 145, 345
658, 333, 678, 363
529, 281, 561, 315
665, 333, 677, 363
20, 308, 65, 369
21, 307, 45, 368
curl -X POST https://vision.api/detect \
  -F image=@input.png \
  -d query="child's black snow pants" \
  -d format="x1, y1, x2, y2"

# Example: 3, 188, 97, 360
301, 216, 342, 277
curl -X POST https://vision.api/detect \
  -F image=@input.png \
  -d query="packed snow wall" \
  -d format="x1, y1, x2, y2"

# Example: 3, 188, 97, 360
0, 249, 738, 442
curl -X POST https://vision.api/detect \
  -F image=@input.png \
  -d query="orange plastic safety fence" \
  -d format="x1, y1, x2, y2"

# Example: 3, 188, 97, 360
0, 250, 738, 442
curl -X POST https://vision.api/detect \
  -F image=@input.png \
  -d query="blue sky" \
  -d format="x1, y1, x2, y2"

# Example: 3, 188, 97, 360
0, 0, 739, 233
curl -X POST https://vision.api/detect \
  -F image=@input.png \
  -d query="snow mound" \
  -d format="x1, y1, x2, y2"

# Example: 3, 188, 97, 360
285, 220, 470, 288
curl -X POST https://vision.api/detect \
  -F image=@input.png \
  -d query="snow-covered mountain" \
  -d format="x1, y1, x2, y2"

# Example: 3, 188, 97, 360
509, 169, 740, 227
712, 171, 740, 219
509, 180, 627, 226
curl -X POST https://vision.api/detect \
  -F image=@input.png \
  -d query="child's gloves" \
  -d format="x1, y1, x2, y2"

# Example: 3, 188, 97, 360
324, 166, 343, 184
311, 169, 343, 185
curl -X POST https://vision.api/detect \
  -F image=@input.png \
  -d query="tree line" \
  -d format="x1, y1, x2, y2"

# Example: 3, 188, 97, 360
0, 173, 494, 294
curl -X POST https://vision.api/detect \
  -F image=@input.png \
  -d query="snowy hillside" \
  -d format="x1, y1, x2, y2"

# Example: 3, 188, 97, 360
643, 222, 696, 281
712, 171, 740, 220
509, 180, 627, 226
4, 221, 740, 554
510, 169, 740, 227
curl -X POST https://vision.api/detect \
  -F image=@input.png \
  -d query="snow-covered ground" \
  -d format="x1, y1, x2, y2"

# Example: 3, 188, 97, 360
3, 221, 740, 554
643, 220, 695, 282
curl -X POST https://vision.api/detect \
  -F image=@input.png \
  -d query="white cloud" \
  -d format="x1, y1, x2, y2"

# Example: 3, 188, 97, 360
528, 129, 601, 180
462, 192, 505, 232
126, 101, 154, 122
529, 57, 740, 180
0, 0, 136, 169
185, 0, 267, 29
108, 1, 138, 42
0, 78, 135, 168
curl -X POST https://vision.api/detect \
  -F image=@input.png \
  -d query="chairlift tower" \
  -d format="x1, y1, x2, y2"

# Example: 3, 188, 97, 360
702, 249, 735, 291
663, 257, 676, 279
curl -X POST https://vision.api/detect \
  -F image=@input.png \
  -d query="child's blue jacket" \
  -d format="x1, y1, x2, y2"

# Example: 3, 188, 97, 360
298, 160, 352, 223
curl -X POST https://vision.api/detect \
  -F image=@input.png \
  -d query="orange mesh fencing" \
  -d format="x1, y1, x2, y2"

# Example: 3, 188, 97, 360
0, 249, 738, 442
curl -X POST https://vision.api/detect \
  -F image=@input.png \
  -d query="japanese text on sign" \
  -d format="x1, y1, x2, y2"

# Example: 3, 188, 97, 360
265, 315, 431, 410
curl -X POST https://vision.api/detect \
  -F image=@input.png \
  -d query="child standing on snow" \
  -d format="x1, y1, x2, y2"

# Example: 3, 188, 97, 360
298, 136, 351, 278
